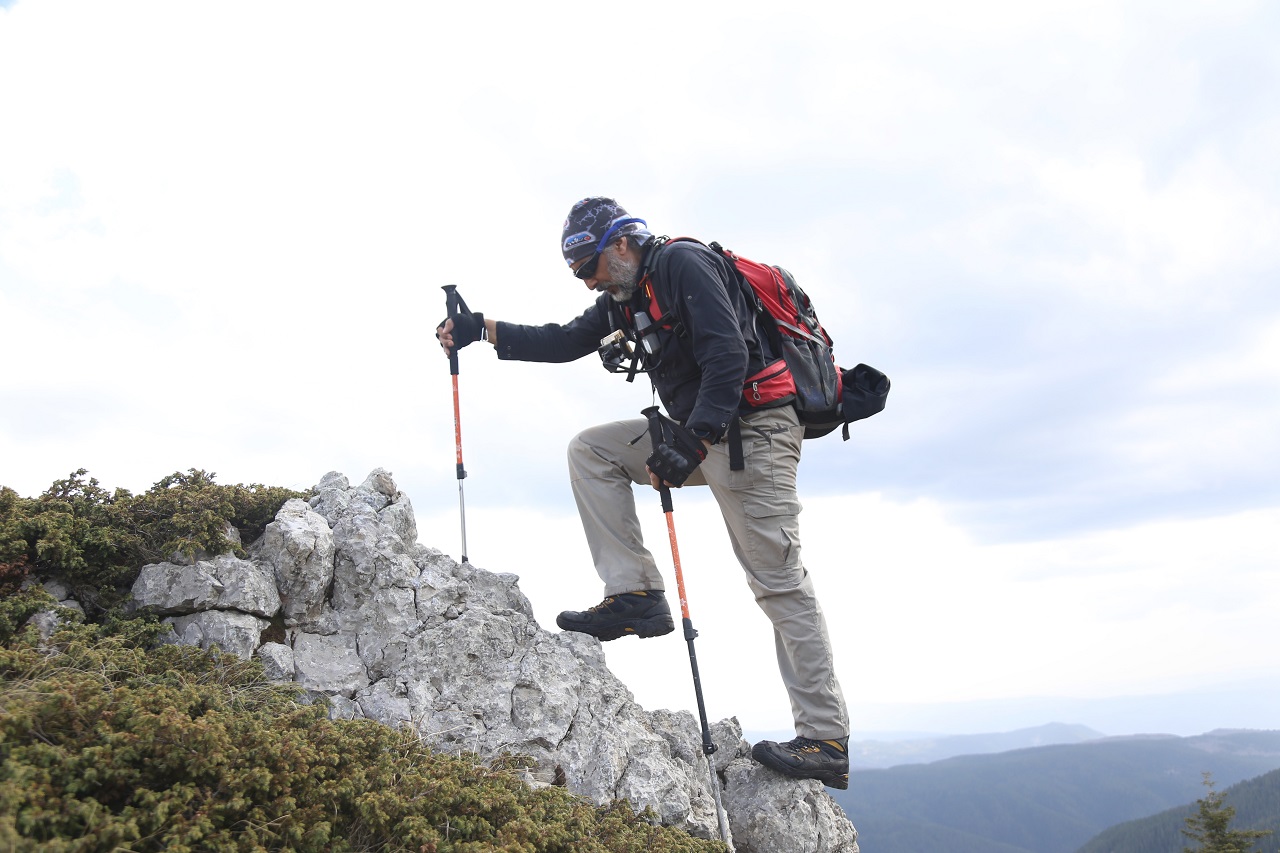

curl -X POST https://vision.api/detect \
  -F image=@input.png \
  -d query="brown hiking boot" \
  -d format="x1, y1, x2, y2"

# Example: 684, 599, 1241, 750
752, 735, 850, 789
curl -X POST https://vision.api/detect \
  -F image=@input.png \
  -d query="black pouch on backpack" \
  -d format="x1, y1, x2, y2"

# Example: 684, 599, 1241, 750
839, 364, 891, 439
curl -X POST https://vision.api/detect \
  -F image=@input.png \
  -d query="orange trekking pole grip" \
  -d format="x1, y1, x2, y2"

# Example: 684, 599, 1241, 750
443, 284, 469, 564
642, 405, 733, 850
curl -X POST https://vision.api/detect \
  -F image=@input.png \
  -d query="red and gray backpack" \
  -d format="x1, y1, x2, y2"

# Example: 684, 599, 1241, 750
604, 237, 889, 448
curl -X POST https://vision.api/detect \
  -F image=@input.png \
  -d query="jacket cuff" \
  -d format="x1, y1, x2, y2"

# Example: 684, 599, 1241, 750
686, 410, 735, 444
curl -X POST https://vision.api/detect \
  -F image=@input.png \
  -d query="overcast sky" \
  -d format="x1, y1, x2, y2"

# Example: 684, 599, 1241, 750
3, 0, 1277, 739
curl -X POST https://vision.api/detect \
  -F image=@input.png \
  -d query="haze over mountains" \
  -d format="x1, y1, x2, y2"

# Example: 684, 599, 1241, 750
842, 677, 1280, 739
847, 723, 1104, 769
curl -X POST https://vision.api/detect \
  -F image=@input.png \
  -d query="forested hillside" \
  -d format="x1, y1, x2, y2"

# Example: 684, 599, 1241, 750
832, 731, 1280, 853
1075, 768, 1280, 853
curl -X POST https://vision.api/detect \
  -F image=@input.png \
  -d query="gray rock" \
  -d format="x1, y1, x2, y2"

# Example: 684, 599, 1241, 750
292, 631, 369, 698
257, 499, 335, 627
325, 694, 362, 720
357, 677, 415, 728
25, 608, 78, 641
317, 471, 350, 491
723, 760, 859, 853
133, 561, 220, 613
132, 554, 280, 618
165, 610, 269, 660
362, 468, 398, 498
308, 471, 352, 526
23, 579, 84, 620
392, 577, 724, 839
330, 504, 418, 612
710, 717, 753, 772
379, 493, 418, 546
350, 469, 394, 513
349, 586, 417, 679
257, 641, 295, 681
41, 579, 71, 600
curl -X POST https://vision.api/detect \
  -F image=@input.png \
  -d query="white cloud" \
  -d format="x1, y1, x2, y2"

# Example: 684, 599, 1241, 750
1029, 150, 1280, 298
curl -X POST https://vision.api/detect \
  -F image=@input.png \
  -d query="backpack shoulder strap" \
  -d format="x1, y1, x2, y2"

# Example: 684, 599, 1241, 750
638, 236, 689, 335
706, 241, 785, 358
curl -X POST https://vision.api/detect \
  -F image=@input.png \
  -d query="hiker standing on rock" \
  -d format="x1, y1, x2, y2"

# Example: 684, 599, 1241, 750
436, 197, 851, 789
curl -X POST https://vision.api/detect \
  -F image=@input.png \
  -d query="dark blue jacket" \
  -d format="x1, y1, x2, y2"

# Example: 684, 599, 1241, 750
494, 239, 767, 441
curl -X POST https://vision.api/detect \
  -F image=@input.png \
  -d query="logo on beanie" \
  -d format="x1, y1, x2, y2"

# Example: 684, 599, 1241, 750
563, 231, 595, 252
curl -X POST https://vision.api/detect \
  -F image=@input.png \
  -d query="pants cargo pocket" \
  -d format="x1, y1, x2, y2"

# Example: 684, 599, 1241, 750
740, 496, 803, 571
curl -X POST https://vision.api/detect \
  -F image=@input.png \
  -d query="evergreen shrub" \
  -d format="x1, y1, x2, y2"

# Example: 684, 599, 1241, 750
0, 619, 725, 852
1, 471, 727, 851
0, 470, 310, 617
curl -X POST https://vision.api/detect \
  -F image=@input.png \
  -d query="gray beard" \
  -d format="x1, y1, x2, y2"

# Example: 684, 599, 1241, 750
597, 252, 642, 302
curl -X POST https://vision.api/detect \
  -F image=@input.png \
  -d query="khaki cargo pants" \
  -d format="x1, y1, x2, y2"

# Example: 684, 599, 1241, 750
567, 405, 849, 740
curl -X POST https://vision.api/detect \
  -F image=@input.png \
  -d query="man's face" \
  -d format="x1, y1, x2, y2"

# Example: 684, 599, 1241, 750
598, 247, 641, 302
572, 238, 641, 303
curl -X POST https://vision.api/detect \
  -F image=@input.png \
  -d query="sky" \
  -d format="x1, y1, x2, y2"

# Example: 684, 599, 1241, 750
2, 0, 1278, 739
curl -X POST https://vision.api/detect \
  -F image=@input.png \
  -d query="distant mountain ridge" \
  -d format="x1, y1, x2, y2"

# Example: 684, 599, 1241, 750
742, 722, 1106, 770
846, 722, 1105, 768
846, 683, 1280, 736
830, 728, 1280, 853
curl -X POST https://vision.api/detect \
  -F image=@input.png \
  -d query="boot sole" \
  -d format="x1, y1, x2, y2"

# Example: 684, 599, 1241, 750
557, 613, 675, 642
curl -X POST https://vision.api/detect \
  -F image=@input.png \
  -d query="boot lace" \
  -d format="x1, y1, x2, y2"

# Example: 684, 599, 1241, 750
783, 736, 824, 755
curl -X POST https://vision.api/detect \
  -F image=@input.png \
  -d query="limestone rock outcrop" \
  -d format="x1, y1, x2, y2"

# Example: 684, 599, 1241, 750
129, 468, 859, 853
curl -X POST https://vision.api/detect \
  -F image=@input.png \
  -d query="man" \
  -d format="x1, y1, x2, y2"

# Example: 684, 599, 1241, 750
436, 197, 850, 789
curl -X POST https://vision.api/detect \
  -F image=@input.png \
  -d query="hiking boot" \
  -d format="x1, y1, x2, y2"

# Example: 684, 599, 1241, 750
751, 736, 850, 789
556, 590, 674, 641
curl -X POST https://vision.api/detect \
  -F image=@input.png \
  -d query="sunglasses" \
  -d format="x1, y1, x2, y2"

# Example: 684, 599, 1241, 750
571, 217, 646, 281
573, 252, 604, 282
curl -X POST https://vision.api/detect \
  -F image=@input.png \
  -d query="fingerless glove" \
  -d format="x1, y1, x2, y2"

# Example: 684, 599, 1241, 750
437, 310, 485, 349
645, 421, 707, 487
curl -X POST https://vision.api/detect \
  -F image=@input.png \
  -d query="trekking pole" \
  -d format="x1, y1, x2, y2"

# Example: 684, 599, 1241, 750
442, 284, 469, 564
643, 406, 733, 851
